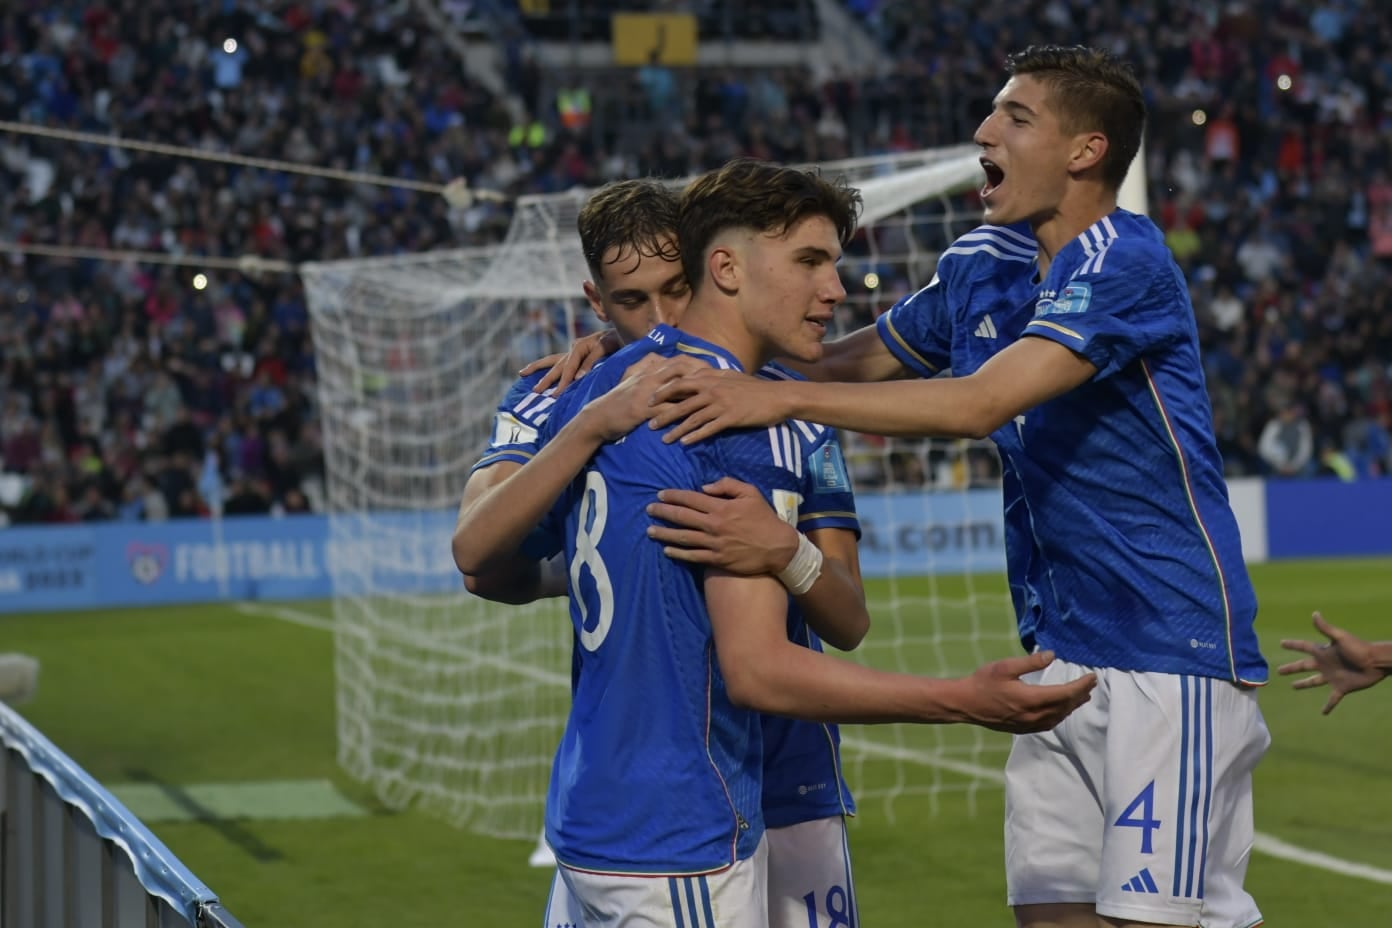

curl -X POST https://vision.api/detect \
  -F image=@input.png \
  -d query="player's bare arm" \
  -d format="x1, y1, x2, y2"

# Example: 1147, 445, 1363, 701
1278, 611, 1392, 714
794, 525, 871, 651
647, 478, 868, 650
453, 354, 691, 575
452, 461, 561, 604
706, 568, 1095, 730
650, 335, 1098, 445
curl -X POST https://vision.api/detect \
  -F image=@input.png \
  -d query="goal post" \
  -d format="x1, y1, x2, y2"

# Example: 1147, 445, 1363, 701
302, 144, 1080, 838
302, 241, 580, 835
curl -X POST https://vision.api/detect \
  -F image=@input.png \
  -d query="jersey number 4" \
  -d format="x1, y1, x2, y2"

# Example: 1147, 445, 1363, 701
1114, 780, 1162, 854
571, 471, 614, 651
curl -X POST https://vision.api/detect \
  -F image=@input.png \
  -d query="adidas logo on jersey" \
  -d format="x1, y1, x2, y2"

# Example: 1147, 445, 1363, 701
1120, 867, 1160, 894
973, 314, 998, 339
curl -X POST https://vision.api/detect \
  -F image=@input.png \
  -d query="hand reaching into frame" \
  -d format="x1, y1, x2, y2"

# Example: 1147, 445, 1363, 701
1278, 612, 1391, 715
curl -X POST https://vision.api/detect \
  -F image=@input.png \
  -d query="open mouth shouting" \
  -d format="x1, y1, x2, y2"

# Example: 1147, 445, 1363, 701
980, 157, 1005, 201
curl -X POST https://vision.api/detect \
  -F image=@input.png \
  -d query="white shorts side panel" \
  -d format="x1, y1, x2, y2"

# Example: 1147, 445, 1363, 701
767, 817, 858, 928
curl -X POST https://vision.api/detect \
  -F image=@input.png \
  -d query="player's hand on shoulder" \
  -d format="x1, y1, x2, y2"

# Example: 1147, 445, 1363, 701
522, 329, 622, 394
648, 367, 784, 445
645, 476, 798, 574
957, 650, 1096, 733
580, 354, 704, 442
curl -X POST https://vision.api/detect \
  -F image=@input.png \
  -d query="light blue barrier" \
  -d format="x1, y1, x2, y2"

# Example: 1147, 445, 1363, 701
0, 700, 243, 927
0, 495, 1007, 614
0, 512, 459, 614
1, 480, 1388, 614
853, 489, 1007, 576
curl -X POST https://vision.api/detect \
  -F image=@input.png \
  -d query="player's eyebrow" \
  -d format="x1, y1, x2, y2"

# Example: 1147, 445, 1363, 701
999, 100, 1037, 119
793, 245, 840, 264
608, 271, 683, 302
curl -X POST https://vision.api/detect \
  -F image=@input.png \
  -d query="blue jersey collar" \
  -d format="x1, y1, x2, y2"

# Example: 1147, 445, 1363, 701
647, 324, 745, 372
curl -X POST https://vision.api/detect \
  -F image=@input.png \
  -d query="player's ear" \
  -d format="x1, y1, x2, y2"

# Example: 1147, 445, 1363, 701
582, 279, 610, 324
706, 241, 740, 295
1070, 131, 1109, 178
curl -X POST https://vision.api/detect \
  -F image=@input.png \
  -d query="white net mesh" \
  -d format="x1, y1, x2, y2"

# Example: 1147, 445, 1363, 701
302, 144, 1022, 838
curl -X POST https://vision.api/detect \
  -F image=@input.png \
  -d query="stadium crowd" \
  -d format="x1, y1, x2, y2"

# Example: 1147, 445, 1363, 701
1, 0, 1390, 525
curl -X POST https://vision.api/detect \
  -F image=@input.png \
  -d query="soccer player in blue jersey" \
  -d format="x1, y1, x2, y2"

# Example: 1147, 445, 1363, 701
457, 158, 1097, 926
453, 180, 690, 920
646, 49, 1271, 928
455, 178, 872, 927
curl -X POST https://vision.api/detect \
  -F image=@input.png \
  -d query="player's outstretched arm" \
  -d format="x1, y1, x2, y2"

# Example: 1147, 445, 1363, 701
453, 354, 676, 576
707, 570, 1095, 731
650, 336, 1097, 445
1278, 612, 1392, 715
645, 477, 869, 650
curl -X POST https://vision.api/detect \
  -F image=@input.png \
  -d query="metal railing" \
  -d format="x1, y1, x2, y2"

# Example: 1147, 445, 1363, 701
1, 701, 245, 928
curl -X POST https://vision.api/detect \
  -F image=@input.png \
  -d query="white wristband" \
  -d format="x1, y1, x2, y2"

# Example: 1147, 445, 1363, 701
777, 533, 824, 596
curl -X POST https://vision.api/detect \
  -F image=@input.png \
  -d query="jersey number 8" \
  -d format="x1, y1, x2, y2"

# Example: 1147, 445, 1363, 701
572, 471, 615, 651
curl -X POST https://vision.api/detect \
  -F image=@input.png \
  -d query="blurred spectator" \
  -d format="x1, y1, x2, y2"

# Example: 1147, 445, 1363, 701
510, 304, 567, 366
223, 476, 272, 516
1259, 404, 1315, 477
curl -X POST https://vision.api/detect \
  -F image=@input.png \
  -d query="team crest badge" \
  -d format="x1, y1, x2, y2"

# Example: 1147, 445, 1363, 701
127, 542, 169, 585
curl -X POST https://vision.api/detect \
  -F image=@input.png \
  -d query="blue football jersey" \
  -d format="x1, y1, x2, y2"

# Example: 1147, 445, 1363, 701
877, 216, 1266, 685
538, 325, 815, 875
471, 368, 559, 474
754, 364, 860, 830
877, 223, 1048, 652
469, 368, 567, 562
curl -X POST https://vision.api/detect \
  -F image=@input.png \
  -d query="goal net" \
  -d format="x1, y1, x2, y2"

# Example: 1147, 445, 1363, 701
301, 144, 1020, 839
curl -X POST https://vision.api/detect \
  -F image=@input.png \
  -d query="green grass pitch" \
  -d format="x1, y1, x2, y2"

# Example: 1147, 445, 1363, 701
5, 558, 1392, 925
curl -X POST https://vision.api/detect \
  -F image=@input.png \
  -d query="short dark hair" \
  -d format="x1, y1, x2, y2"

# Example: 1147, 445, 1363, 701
577, 179, 681, 282
678, 158, 862, 294
1006, 45, 1146, 191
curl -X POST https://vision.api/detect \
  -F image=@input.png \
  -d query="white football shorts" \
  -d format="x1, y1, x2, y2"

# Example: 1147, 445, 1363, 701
557, 837, 768, 928
1005, 659, 1269, 928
